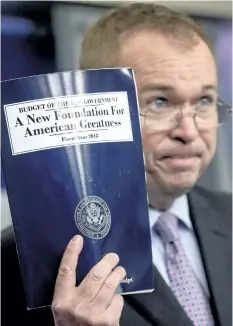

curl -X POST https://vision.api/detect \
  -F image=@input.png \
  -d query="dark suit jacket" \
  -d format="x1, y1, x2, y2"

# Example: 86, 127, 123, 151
1, 186, 232, 326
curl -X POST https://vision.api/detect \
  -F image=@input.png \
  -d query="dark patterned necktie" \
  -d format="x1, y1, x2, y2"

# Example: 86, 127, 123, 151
155, 212, 214, 326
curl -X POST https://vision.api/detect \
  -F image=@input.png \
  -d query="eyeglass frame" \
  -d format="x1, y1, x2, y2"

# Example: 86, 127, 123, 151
139, 97, 232, 131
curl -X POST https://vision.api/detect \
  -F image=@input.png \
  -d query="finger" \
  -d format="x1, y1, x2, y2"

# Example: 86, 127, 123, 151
91, 266, 126, 310
51, 300, 73, 326
99, 294, 124, 326
77, 253, 119, 302
53, 235, 83, 299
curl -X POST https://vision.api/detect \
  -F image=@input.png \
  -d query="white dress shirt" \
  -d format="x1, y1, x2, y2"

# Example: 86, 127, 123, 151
149, 195, 210, 297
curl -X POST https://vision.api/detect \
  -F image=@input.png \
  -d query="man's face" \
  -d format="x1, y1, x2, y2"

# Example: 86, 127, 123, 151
120, 31, 217, 197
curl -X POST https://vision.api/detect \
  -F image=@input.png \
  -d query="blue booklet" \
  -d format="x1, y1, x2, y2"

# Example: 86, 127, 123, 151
1, 68, 154, 309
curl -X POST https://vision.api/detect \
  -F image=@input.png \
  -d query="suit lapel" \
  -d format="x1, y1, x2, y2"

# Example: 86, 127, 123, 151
123, 187, 231, 326
124, 267, 193, 326
188, 188, 231, 326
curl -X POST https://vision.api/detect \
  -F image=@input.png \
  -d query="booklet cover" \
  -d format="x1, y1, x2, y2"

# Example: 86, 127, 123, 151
1, 68, 154, 310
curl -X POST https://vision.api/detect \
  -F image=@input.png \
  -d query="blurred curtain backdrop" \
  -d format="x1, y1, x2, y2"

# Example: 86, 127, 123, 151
1, 14, 56, 229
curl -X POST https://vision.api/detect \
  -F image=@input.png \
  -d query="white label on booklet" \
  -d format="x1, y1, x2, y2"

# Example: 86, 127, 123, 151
4, 92, 133, 155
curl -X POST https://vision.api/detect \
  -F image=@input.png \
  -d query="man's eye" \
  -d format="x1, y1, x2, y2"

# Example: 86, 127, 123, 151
150, 97, 168, 109
198, 96, 214, 106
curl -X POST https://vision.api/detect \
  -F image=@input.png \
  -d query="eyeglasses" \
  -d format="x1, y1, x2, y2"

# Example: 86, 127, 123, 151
140, 98, 232, 132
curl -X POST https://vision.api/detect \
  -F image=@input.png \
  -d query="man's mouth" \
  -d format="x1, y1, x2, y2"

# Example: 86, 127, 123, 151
162, 153, 201, 159
159, 154, 201, 167
159, 153, 201, 167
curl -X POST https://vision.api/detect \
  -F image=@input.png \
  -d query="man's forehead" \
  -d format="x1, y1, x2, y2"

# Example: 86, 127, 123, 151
140, 83, 217, 94
120, 29, 215, 66
119, 30, 217, 91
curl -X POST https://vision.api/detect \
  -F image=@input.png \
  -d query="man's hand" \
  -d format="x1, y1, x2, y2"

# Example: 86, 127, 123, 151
52, 235, 126, 326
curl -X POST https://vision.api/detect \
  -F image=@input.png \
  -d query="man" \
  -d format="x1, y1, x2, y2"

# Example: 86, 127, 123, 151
50, 3, 232, 326
1, 3, 231, 326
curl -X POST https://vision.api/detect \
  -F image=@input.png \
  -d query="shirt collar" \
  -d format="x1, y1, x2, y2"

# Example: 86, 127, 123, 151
149, 195, 193, 230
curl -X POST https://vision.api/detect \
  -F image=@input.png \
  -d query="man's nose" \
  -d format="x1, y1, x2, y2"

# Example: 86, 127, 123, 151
170, 113, 199, 143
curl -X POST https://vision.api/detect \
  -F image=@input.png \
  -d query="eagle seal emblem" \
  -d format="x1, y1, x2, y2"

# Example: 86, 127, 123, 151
74, 196, 111, 239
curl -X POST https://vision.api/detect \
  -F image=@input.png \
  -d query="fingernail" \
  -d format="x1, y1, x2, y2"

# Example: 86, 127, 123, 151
108, 253, 120, 261
72, 235, 83, 244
